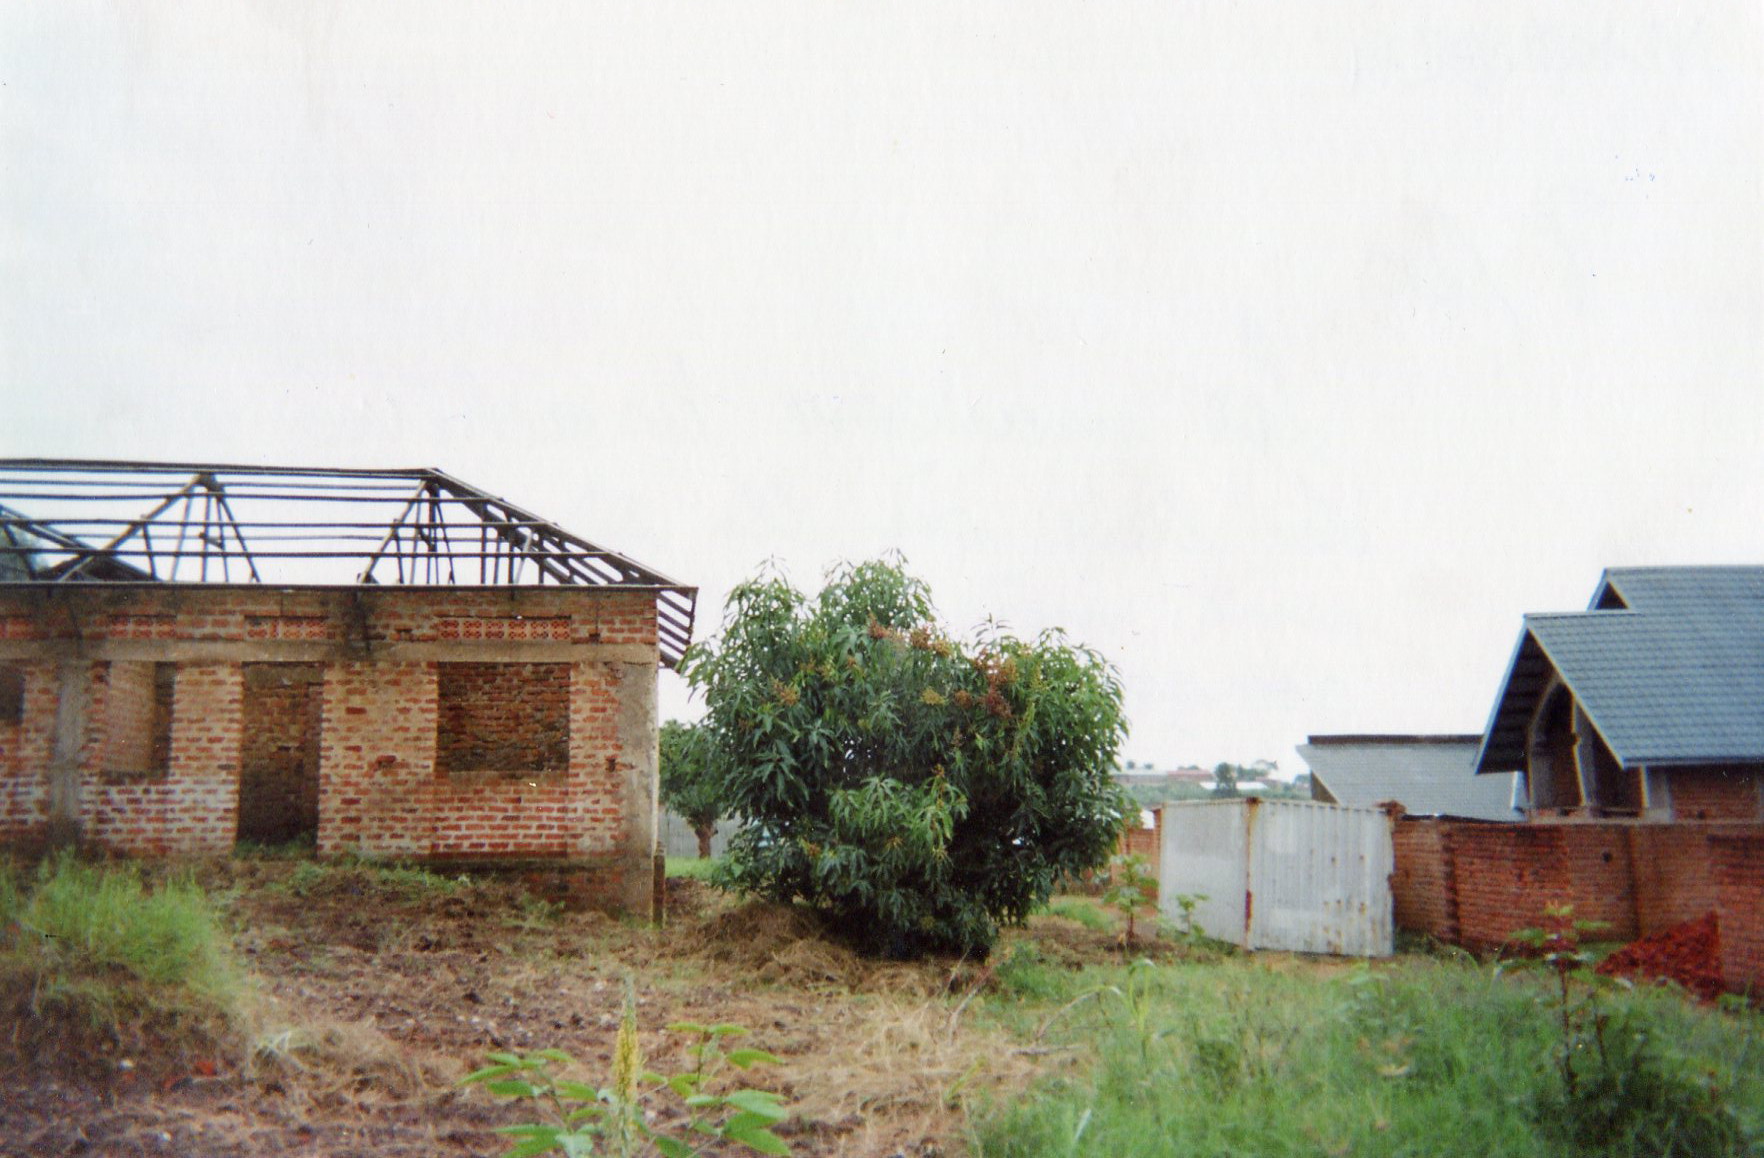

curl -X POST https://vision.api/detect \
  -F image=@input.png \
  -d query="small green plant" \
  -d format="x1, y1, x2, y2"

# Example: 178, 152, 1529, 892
1100, 855, 1156, 948
1163, 891, 1208, 946
463, 986, 791, 1157
1508, 903, 1746, 1156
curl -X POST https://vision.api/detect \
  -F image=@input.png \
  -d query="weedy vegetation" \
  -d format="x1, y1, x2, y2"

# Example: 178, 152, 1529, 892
464, 987, 792, 1157
969, 926, 1764, 1158
0, 852, 243, 1071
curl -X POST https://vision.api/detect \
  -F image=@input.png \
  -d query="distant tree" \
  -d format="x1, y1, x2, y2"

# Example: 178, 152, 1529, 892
683, 558, 1131, 957
659, 720, 723, 858
1211, 761, 1241, 798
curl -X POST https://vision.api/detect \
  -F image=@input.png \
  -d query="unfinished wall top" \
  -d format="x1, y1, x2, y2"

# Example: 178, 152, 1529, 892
0, 459, 695, 666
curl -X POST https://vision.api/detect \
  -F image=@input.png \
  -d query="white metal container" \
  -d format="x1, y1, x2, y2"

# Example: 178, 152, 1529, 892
1158, 797, 1394, 957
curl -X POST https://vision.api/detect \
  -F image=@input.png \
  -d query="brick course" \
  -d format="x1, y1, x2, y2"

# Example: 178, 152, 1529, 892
0, 586, 663, 915
1713, 836, 1764, 995
1394, 816, 1764, 994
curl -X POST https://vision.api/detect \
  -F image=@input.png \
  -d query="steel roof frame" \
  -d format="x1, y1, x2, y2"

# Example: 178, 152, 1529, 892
0, 459, 695, 665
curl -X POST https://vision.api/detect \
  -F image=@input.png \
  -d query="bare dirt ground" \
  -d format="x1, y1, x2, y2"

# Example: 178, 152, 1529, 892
0, 860, 1139, 1158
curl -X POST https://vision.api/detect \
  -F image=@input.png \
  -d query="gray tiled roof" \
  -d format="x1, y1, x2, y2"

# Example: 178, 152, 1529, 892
1298, 736, 1522, 820
1477, 566, 1764, 771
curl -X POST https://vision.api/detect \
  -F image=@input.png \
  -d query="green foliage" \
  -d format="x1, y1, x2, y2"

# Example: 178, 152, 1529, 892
977, 906, 1764, 1155
660, 721, 725, 857
1165, 892, 1208, 944
1209, 762, 1240, 798
463, 992, 792, 1158
1100, 855, 1157, 947
972, 952, 1764, 1157
664, 857, 725, 882
683, 557, 1131, 957
1044, 898, 1113, 933
1507, 905, 1747, 1156
273, 854, 463, 901
0, 855, 240, 1040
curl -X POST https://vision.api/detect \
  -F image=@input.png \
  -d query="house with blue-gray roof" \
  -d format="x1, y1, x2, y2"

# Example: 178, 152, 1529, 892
1474, 566, 1764, 823
1299, 734, 1522, 821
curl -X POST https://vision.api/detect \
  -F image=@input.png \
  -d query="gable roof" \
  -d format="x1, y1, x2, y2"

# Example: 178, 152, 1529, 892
1475, 566, 1764, 774
0, 459, 696, 665
1298, 734, 1522, 820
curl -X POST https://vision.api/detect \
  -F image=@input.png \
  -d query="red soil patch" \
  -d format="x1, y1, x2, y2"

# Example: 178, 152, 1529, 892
1595, 913, 1725, 1003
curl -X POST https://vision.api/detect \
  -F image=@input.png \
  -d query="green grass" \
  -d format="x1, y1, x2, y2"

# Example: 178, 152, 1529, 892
1, 854, 242, 1036
1041, 896, 1114, 933
666, 856, 725, 881
271, 854, 464, 900
970, 955, 1764, 1158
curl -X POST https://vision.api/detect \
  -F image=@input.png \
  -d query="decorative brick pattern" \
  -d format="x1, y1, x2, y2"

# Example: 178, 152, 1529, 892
435, 617, 571, 642
107, 614, 178, 640
0, 617, 43, 641
245, 615, 334, 641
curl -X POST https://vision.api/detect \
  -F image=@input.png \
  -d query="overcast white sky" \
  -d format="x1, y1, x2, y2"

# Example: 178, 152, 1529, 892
4, 3, 1760, 773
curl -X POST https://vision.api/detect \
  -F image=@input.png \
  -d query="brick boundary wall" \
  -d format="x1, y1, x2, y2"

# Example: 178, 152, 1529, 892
1713, 835, 1764, 997
1394, 817, 1764, 994
0, 585, 663, 916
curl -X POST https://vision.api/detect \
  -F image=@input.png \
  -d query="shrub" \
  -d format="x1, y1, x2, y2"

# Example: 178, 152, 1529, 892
684, 558, 1131, 957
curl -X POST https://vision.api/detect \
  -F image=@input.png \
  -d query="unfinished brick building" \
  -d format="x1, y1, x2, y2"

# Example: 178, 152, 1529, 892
0, 460, 695, 917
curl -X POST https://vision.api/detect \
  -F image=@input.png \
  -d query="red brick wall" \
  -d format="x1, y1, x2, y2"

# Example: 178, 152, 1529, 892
1393, 818, 1764, 994
319, 660, 437, 858
1629, 826, 1726, 932
0, 586, 662, 913
0, 660, 56, 836
1391, 819, 1457, 941
1713, 836, 1764, 996
436, 662, 570, 775
1447, 825, 1627, 947
1669, 766, 1762, 822
84, 662, 242, 854
238, 664, 323, 845
96, 661, 174, 775
1114, 808, 1164, 883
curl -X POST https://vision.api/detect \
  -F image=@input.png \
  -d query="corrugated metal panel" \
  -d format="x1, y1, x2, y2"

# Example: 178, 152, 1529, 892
1157, 800, 1247, 947
1157, 798, 1394, 957
1248, 799, 1393, 956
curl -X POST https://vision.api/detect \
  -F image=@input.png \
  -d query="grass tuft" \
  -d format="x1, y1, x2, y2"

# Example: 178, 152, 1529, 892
1, 854, 243, 1074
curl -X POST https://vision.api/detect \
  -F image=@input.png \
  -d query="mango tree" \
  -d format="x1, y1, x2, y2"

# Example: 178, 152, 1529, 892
683, 558, 1130, 957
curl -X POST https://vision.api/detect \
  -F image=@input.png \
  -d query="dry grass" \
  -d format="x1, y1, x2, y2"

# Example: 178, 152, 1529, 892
4, 861, 1125, 1157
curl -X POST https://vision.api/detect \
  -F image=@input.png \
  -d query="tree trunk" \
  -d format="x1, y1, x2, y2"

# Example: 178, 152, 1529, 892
695, 822, 716, 860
